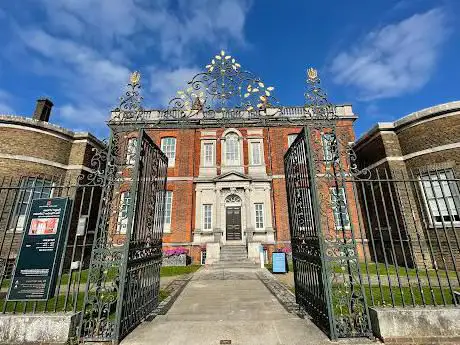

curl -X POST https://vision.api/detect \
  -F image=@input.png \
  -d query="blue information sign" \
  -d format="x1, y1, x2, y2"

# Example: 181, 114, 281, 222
272, 252, 287, 273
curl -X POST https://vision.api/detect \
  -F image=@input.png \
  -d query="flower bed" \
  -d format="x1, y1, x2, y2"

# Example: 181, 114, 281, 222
162, 247, 190, 267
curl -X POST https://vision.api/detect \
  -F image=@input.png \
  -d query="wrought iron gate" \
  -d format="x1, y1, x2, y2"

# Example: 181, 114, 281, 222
284, 68, 372, 340
78, 72, 168, 343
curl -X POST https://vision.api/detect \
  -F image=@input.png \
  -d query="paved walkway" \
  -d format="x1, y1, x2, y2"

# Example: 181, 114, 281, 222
121, 266, 375, 345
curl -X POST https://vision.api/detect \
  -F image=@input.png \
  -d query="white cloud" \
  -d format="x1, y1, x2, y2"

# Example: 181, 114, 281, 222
330, 8, 449, 100
149, 67, 202, 106
5, 0, 252, 136
38, 0, 251, 62
16, 28, 130, 132
58, 104, 109, 137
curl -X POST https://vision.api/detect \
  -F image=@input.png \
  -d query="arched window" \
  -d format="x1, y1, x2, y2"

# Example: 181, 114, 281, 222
225, 133, 240, 165
225, 194, 241, 204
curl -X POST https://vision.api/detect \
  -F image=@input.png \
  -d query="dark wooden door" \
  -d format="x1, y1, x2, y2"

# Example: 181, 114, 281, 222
226, 206, 242, 240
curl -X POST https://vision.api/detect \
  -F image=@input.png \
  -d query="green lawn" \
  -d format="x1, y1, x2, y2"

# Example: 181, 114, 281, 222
0, 292, 86, 313
0, 287, 170, 313
160, 265, 201, 277
291, 284, 456, 309
264, 260, 458, 281
0, 264, 199, 313
361, 285, 454, 307
332, 262, 458, 281
2, 265, 201, 289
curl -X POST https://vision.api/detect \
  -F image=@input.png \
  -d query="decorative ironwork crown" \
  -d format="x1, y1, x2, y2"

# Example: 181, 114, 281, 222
166, 50, 278, 120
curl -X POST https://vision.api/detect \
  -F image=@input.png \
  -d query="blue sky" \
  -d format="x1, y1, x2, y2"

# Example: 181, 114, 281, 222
0, 0, 459, 139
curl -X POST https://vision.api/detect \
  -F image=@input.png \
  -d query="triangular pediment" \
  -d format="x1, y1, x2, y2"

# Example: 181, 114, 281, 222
213, 171, 252, 182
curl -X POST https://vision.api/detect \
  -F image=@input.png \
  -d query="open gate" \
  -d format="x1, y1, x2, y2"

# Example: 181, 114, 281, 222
284, 69, 372, 340
78, 72, 168, 343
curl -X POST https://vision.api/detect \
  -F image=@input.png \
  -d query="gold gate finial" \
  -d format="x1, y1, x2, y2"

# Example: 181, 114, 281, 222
130, 71, 141, 86
307, 67, 318, 81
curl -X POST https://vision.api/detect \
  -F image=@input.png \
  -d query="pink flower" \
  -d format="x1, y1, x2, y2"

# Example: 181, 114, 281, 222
163, 247, 189, 256
281, 246, 292, 254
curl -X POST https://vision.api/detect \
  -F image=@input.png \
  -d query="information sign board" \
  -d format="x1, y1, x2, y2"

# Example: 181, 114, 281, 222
272, 252, 287, 273
7, 197, 72, 301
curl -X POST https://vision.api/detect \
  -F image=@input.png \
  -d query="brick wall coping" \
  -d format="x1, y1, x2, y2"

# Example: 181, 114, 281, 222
0, 115, 105, 148
354, 101, 460, 149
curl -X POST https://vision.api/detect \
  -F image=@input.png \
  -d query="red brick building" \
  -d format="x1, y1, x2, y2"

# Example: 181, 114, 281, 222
112, 106, 359, 264
109, 56, 363, 265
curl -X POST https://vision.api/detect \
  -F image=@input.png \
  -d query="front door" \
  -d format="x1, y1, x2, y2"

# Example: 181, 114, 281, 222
226, 206, 242, 241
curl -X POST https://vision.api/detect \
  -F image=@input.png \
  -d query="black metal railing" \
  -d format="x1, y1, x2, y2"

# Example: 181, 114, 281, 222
285, 126, 459, 340
351, 167, 460, 308
0, 176, 102, 314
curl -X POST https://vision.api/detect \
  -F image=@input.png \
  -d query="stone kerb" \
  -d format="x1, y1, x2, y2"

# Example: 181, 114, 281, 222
369, 306, 460, 343
0, 312, 80, 344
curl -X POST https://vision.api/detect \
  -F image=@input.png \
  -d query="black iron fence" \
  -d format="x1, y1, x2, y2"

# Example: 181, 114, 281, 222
285, 126, 460, 340
351, 167, 460, 308
0, 176, 102, 314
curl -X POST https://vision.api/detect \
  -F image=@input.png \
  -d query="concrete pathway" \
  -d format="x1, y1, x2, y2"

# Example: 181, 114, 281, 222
121, 266, 375, 345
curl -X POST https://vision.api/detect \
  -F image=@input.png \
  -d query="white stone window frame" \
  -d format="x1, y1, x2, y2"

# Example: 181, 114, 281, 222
161, 137, 176, 167
117, 191, 131, 235
248, 139, 264, 166
419, 169, 460, 228
11, 177, 55, 233
202, 204, 213, 231
330, 187, 351, 230
163, 191, 173, 233
221, 129, 244, 167
200, 250, 207, 265
201, 140, 215, 167
321, 132, 338, 165
254, 203, 265, 230
126, 137, 138, 166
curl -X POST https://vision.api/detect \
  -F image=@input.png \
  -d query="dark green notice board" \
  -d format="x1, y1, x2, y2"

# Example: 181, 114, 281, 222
7, 197, 72, 301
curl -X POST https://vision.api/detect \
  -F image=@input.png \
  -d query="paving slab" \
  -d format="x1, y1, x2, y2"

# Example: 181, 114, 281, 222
121, 266, 377, 345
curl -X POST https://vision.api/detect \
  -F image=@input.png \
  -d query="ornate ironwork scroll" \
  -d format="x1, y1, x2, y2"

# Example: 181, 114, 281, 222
284, 68, 372, 339
78, 73, 168, 343
166, 50, 280, 123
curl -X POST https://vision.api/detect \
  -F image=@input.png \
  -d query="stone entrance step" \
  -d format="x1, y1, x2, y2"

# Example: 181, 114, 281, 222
220, 245, 247, 262
210, 261, 260, 269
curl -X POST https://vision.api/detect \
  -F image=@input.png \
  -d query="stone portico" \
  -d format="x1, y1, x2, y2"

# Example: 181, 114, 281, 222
193, 171, 275, 246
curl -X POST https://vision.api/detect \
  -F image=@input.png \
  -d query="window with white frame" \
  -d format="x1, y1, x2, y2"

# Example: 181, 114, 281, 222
330, 187, 350, 228
200, 250, 207, 265
323, 133, 338, 164
250, 141, 262, 165
255, 203, 264, 229
296, 187, 314, 232
420, 170, 460, 226
117, 191, 131, 234
12, 178, 54, 232
126, 138, 138, 165
288, 134, 298, 147
225, 133, 240, 165
164, 191, 173, 227
161, 137, 176, 167
203, 142, 214, 166
203, 204, 212, 230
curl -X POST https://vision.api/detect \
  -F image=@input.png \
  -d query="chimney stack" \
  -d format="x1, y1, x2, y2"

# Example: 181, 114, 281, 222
33, 98, 54, 122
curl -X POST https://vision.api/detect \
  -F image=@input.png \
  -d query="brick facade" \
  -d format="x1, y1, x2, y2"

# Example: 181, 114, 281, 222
0, 100, 104, 274
112, 106, 359, 264
354, 101, 460, 270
